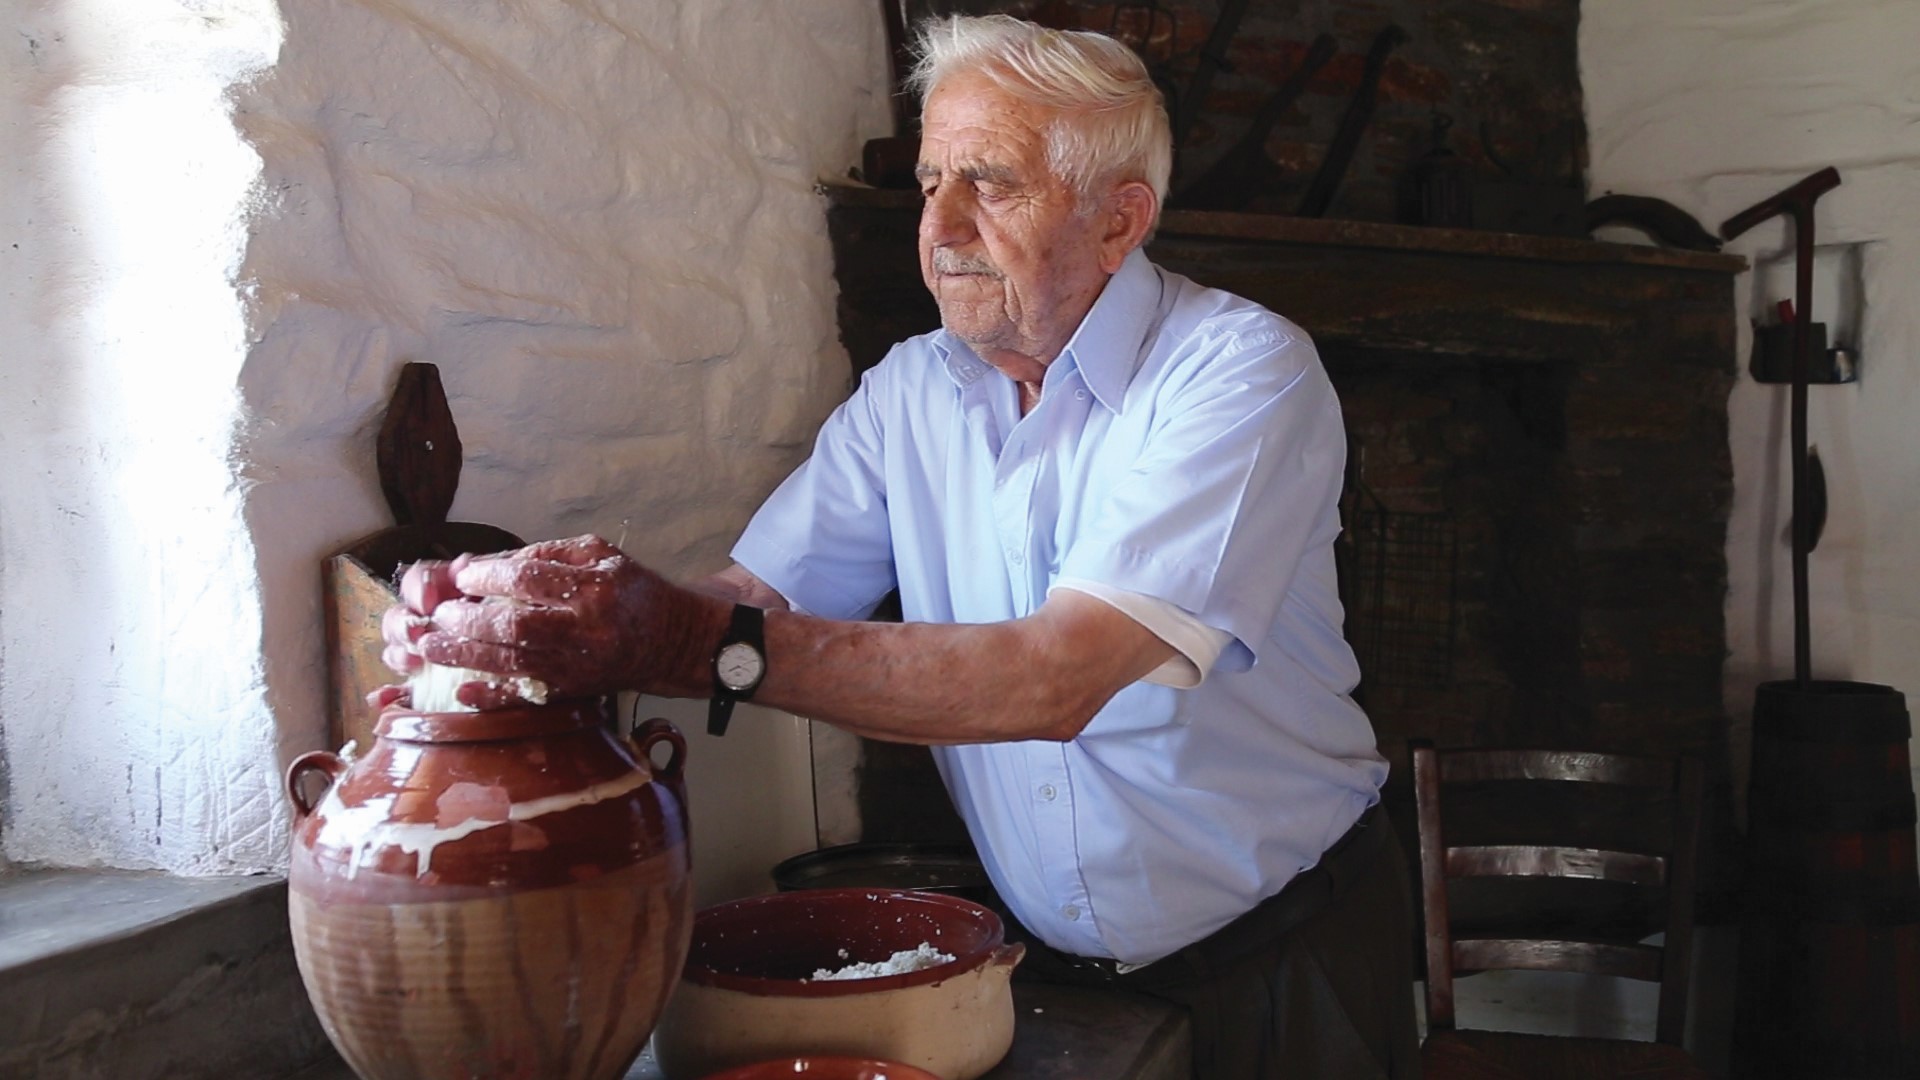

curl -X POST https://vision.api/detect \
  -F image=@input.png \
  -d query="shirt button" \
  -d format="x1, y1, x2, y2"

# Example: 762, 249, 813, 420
1075, 389, 1088, 401
1062, 904, 1081, 921
1038, 784, 1057, 801
1008, 550, 1024, 565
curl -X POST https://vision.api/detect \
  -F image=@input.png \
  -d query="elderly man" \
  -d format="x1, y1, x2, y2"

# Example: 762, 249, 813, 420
385, 14, 1418, 1079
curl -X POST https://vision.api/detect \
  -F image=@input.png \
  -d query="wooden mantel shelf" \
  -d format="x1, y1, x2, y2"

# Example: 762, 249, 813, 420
820, 181, 1748, 275
821, 179, 1746, 371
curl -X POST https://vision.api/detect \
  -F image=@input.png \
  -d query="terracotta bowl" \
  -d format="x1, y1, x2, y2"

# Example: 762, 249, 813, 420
652, 889, 1024, 1080
699, 1056, 943, 1080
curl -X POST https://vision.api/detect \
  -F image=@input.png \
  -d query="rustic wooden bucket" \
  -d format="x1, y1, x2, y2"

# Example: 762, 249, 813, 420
1733, 679, 1920, 1080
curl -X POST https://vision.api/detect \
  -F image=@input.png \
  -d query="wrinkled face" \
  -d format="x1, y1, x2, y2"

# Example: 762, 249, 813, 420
915, 70, 1112, 367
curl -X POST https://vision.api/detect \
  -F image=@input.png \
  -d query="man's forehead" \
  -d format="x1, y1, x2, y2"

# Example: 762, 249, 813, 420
920, 74, 1052, 164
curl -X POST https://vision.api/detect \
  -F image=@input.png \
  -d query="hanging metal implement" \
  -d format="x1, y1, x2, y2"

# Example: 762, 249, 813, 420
1719, 166, 1843, 687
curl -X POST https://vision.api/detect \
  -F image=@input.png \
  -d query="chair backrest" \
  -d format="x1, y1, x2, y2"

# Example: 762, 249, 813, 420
1411, 741, 1705, 1046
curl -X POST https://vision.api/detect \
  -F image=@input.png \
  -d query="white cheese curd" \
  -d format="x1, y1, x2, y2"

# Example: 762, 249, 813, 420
809, 942, 956, 981
409, 663, 550, 712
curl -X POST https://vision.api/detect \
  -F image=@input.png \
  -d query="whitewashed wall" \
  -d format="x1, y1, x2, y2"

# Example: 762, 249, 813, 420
1, 1, 285, 873
1582, 0, 1920, 807
2, 0, 891, 905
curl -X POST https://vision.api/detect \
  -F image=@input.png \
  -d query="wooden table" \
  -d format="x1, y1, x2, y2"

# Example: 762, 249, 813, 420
986, 981, 1191, 1080
296, 981, 1189, 1080
623, 981, 1191, 1080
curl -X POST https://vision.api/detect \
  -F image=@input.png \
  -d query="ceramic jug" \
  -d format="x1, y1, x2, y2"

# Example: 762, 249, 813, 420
285, 701, 692, 1080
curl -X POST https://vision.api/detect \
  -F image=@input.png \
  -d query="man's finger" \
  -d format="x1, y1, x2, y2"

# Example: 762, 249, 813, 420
416, 632, 531, 677
510, 534, 621, 567
454, 679, 527, 711
453, 557, 589, 605
400, 560, 463, 615
483, 530, 618, 572
430, 597, 577, 647
382, 642, 425, 677
366, 684, 411, 710
382, 606, 430, 649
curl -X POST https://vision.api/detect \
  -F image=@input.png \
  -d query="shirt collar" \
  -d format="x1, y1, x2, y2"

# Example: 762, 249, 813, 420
935, 247, 1161, 412
1057, 247, 1160, 413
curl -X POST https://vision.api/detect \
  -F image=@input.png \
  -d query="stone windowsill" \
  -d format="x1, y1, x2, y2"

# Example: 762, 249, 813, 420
0, 868, 329, 1078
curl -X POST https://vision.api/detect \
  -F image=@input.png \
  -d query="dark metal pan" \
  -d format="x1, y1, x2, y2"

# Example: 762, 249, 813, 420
772, 842, 998, 908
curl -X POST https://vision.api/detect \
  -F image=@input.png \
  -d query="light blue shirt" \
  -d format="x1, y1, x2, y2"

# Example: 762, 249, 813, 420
733, 248, 1388, 964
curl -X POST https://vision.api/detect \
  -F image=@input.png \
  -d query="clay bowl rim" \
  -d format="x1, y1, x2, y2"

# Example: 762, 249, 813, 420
375, 698, 613, 743
681, 887, 1006, 998
697, 1055, 944, 1080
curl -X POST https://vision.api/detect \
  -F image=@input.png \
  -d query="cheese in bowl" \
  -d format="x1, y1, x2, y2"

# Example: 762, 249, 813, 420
651, 888, 1024, 1080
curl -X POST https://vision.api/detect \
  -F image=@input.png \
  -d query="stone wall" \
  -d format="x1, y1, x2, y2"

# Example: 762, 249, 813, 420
895, 0, 1585, 223
3, 0, 892, 903
233, 1, 889, 902
1, 0, 286, 874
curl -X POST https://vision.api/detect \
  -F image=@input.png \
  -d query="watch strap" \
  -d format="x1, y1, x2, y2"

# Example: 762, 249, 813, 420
708, 696, 737, 739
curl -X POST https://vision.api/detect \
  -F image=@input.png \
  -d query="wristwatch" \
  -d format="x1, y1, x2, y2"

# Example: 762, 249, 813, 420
708, 603, 766, 737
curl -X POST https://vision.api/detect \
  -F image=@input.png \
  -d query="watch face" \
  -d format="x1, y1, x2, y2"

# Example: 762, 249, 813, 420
716, 641, 765, 693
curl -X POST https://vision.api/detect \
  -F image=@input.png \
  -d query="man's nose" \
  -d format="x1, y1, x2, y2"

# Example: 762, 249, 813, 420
920, 184, 975, 246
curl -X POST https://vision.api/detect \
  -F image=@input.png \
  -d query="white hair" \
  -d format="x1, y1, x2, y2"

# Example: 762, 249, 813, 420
907, 14, 1172, 216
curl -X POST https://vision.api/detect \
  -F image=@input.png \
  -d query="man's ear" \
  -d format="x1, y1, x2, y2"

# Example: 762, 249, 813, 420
1098, 180, 1158, 274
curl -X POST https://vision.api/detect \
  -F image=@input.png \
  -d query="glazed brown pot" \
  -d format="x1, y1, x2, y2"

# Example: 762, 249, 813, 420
653, 889, 1024, 1080
284, 702, 693, 1080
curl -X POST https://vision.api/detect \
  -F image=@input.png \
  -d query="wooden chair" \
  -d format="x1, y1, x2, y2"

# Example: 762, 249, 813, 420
1411, 741, 1711, 1079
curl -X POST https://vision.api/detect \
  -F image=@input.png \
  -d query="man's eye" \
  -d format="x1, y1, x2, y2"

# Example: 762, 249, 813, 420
976, 185, 1011, 203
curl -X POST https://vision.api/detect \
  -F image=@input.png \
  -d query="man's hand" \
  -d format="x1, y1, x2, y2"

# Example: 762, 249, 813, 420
370, 534, 728, 711
364, 564, 462, 710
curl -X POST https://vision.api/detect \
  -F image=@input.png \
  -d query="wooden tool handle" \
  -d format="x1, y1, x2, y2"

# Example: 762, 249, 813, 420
1297, 25, 1409, 218
376, 362, 464, 528
1719, 166, 1842, 239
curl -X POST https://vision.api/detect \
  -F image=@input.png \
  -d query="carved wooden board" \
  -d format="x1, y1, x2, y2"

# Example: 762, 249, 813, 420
321, 363, 524, 750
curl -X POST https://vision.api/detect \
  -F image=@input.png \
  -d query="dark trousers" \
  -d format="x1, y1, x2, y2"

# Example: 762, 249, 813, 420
1010, 805, 1422, 1079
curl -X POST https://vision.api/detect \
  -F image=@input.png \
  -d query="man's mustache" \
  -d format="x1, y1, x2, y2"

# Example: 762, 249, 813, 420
932, 250, 1003, 278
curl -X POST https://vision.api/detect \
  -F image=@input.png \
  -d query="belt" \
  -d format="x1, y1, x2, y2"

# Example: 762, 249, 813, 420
1029, 801, 1388, 988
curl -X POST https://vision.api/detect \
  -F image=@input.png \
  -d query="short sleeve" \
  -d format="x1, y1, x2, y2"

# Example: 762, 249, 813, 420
1050, 578, 1233, 688
730, 358, 900, 620
1055, 328, 1347, 671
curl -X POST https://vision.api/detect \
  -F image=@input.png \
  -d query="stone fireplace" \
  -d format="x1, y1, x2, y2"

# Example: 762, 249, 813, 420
816, 183, 1746, 901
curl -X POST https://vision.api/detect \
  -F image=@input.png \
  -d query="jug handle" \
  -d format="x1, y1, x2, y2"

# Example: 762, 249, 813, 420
285, 750, 345, 821
630, 717, 689, 820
